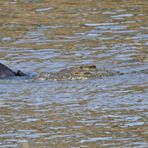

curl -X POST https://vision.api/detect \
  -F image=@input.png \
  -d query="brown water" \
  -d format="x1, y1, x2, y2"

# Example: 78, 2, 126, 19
0, 0, 148, 147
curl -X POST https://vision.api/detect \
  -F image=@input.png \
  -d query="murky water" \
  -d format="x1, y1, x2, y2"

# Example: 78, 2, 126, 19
0, 0, 148, 147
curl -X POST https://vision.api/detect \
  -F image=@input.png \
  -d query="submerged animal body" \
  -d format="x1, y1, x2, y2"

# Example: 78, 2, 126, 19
36, 64, 123, 80
0, 63, 147, 81
0, 63, 120, 80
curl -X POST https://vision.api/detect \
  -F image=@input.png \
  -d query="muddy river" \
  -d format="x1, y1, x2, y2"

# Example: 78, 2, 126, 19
0, 0, 148, 147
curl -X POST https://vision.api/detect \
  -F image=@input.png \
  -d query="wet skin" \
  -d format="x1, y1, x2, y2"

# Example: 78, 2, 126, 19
0, 63, 26, 79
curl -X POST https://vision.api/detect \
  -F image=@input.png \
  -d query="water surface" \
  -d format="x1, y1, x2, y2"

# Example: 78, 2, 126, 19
0, 0, 148, 147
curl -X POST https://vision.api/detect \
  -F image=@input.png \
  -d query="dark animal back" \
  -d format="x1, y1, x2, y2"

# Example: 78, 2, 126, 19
0, 63, 16, 78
